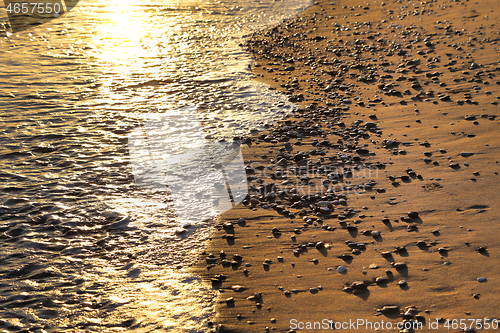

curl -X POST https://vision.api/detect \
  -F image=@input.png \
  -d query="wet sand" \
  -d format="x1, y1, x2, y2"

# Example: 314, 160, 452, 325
193, 0, 500, 331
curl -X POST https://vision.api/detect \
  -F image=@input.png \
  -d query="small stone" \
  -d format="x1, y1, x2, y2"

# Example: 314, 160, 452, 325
379, 305, 400, 315
477, 246, 487, 253
477, 277, 487, 282
417, 240, 429, 246
381, 251, 392, 257
339, 254, 353, 261
393, 262, 407, 269
395, 246, 407, 254
407, 224, 418, 232
408, 211, 419, 218
403, 309, 415, 318
350, 281, 367, 291
231, 285, 246, 292
315, 241, 325, 249
337, 266, 347, 273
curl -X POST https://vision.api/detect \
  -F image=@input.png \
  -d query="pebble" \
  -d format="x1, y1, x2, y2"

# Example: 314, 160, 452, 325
231, 285, 246, 292
408, 211, 419, 218
470, 62, 480, 69
337, 266, 347, 273
393, 262, 407, 269
350, 281, 367, 293
417, 240, 427, 248
476, 246, 487, 253
398, 280, 408, 287
378, 305, 399, 315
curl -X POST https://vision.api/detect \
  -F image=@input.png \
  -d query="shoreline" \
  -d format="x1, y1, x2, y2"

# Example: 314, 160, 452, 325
192, 0, 500, 332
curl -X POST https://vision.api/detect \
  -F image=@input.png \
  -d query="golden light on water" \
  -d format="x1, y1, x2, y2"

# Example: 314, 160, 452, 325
91, 0, 151, 65
88, 0, 195, 66
83, 0, 201, 99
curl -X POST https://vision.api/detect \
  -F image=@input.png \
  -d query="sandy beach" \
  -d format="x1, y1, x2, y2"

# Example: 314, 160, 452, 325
193, 0, 500, 331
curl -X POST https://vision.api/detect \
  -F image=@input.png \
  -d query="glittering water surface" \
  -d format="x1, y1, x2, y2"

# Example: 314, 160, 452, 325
0, 0, 311, 331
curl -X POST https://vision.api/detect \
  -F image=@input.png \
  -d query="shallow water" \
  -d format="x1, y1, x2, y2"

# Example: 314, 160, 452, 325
0, 0, 311, 331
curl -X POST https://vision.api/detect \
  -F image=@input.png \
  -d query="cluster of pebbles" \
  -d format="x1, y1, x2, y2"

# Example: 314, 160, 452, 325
195, 0, 500, 332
